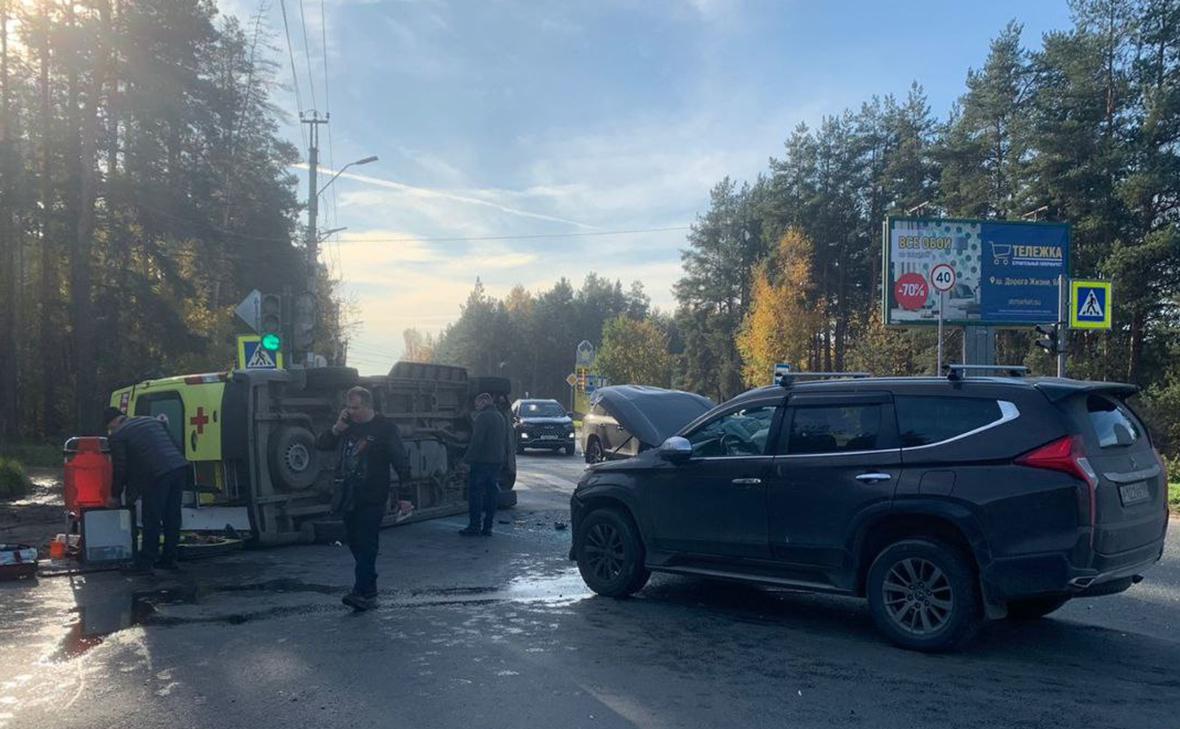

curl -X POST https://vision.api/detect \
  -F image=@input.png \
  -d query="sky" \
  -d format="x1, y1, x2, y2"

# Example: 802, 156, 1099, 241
216, 0, 1076, 374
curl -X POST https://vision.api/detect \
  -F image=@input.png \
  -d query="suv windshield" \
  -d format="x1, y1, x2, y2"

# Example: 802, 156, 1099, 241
522, 402, 566, 418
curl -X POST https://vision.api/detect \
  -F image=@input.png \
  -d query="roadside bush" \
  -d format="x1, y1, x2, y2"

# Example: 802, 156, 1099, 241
0, 458, 31, 500
1140, 381, 1180, 462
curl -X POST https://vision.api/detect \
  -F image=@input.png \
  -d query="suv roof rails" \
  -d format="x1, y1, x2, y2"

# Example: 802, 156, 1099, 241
943, 364, 1029, 381
776, 371, 872, 387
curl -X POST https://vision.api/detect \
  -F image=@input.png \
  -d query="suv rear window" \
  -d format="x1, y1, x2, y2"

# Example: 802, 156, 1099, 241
896, 396, 1002, 447
1086, 395, 1141, 448
786, 405, 881, 455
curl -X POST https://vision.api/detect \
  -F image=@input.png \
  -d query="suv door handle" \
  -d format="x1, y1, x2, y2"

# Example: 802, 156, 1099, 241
855, 473, 892, 483
731, 478, 762, 485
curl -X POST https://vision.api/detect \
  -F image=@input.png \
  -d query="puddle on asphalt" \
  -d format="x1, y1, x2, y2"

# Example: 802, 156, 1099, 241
51, 586, 197, 661
406, 569, 590, 607
50, 579, 340, 661
50, 570, 592, 660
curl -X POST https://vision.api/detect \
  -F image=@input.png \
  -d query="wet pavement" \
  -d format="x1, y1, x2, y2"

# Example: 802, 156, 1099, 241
0, 452, 1177, 729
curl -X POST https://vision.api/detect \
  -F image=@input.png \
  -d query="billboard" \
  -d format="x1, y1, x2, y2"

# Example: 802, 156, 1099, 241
883, 217, 1069, 326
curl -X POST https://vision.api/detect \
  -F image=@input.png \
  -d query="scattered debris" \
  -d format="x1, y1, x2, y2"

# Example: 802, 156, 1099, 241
0, 543, 37, 580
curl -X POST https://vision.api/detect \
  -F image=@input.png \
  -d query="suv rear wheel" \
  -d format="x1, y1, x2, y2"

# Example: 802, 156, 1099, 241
576, 508, 649, 597
1006, 595, 1070, 620
866, 538, 981, 652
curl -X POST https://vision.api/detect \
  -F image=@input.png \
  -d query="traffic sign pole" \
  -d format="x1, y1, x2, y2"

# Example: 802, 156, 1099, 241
1057, 275, 1068, 378
929, 264, 956, 374
938, 290, 945, 373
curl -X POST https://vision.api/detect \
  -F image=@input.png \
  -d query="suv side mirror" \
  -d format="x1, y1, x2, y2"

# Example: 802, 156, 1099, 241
567, 411, 575, 419
658, 436, 693, 462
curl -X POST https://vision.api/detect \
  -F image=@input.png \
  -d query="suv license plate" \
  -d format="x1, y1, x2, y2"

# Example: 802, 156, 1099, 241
1118, 481, 1150, 506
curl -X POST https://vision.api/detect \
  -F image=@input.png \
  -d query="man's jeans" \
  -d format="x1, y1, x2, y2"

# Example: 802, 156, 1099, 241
137, 466, 185, 567
344, 504, 385, 596
467, 463, 500, 531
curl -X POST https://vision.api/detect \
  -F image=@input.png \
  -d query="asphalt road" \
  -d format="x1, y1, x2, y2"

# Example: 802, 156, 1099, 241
1, 453, 1177, 729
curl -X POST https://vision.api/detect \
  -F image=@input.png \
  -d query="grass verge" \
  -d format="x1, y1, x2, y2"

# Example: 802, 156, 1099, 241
0, 441, 61, 469
1169, 482, 1179, 517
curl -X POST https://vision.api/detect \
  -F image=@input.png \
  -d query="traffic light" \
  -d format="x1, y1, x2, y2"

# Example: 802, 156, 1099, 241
293, 292, 315, 352
1034, 323, 1059, 355
260, 293, 283, 352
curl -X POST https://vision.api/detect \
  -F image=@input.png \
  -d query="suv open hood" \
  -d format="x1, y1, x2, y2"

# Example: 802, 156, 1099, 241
590, 385, 714, 448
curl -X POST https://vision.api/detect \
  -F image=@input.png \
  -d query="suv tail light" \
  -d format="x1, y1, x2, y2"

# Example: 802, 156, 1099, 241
1017, 435, 1099, 546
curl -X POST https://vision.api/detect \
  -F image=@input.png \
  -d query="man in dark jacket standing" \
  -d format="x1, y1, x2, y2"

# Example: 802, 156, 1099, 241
460, 392, 505, 537
316, 386, 410, 611
103, 407, 189, 574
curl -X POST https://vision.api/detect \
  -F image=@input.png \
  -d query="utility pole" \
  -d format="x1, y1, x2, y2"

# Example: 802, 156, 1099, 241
301, 111, 329, 365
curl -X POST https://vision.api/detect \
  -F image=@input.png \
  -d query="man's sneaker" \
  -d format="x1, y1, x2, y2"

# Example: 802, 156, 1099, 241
480, 528, 493, 537
458, 526, 481, 537
342, 592, 377, 611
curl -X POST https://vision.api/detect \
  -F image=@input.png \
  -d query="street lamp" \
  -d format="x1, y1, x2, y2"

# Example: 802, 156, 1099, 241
318, 155, 378, 197
318, 226, 347, 242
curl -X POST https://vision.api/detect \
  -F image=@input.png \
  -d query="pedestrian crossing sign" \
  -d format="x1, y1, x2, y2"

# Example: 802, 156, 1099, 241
1069, 280, 1112, 330
237, 335, 284, 369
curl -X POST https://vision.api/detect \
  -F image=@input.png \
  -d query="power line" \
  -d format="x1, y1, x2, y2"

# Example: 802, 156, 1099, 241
277, 0, 304, 114
96, 200, 691, 247
335, 226, 691, 244
297, 0, 318, 112
277, 0, 307, 147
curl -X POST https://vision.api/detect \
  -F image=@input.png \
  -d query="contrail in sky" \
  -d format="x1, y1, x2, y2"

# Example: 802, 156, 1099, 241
294, 164, 598, 229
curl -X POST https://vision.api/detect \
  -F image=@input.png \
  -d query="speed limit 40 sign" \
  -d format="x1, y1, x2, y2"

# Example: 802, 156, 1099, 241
930, 263, 956, 293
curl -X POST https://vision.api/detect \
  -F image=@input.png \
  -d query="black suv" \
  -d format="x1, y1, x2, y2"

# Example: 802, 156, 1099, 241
512, 399, 577, 456
569, 371, 1169, 651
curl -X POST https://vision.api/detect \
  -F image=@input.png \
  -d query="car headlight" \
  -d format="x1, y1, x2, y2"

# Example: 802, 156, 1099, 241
568, 432, 575, 438
520, 432, 529, 440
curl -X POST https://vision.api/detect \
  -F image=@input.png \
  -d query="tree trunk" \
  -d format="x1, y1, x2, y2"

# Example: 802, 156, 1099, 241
38, 2, 58, 436
1127, 309, 1144, 383
71, 3, 103, 432
0, 0, 15, 436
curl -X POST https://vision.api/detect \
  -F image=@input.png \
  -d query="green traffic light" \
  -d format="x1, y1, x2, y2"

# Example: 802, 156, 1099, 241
261, 333, 282, 351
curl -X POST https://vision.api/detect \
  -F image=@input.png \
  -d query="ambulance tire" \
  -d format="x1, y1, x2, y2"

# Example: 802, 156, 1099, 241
269, 426, 321, 491
304, 367, 359, 391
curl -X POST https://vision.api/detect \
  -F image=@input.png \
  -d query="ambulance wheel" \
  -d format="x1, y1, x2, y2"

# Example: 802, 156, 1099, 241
269, 426, 321, 491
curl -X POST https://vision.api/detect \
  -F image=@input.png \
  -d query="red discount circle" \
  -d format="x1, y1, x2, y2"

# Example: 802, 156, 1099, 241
894, 273, 929, 311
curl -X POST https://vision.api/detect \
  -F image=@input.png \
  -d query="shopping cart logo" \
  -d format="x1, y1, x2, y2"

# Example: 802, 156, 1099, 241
991, 243, 1012, 265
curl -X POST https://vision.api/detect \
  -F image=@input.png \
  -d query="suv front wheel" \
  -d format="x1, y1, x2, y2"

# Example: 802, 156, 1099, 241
866, 539, 981, 652
575, 508, 650, 598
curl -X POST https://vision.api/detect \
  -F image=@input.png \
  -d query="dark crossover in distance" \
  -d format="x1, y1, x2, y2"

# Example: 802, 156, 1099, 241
569, 368, 1169, 651
512, 399, 577, 456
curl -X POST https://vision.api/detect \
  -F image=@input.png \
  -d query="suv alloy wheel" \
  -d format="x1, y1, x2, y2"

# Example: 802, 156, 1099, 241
866, 538, 981, 652
576, 508, 650, 597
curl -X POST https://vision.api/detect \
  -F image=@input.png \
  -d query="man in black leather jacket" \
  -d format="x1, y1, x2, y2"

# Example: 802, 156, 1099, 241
316, 386, 410, 611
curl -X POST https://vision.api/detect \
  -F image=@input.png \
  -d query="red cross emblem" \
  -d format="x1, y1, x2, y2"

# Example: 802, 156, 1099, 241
189, 407, 210, 435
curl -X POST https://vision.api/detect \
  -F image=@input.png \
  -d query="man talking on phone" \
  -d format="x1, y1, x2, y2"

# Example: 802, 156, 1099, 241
316, 386, 410, 611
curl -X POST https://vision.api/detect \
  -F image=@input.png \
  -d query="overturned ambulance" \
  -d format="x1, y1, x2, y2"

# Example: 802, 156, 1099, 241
109, 363, 516, 546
